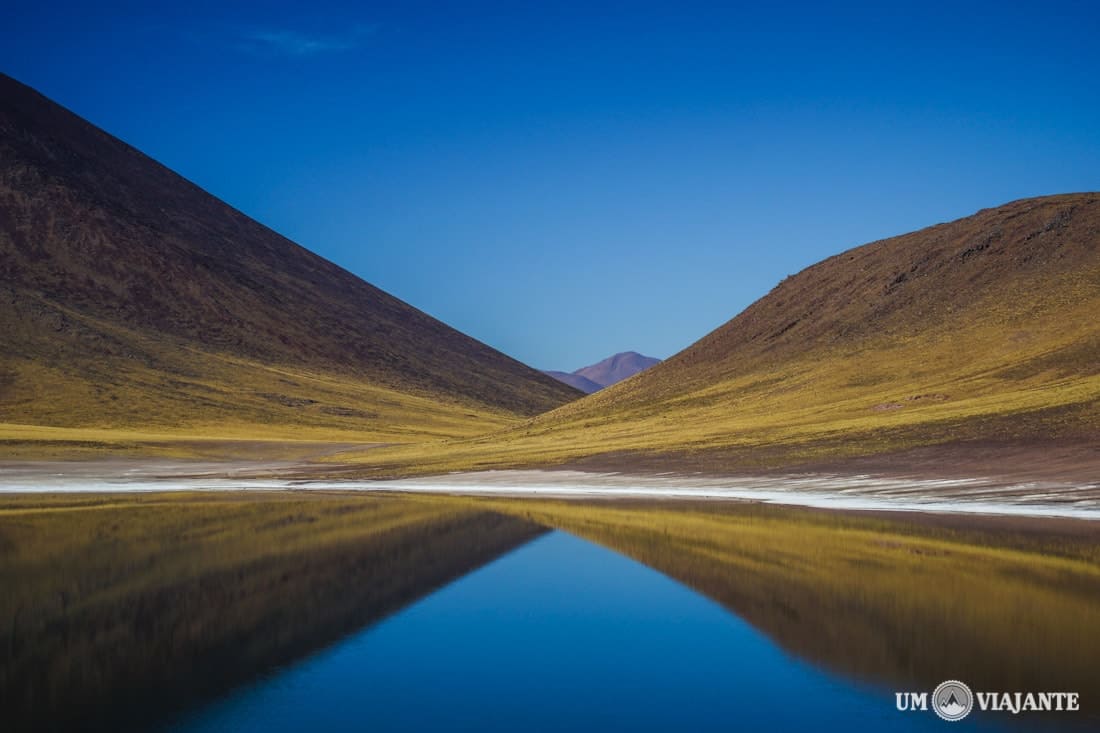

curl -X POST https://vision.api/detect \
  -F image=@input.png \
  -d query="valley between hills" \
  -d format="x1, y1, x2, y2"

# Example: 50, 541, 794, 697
2, 71, 1099, 488
328, 192, 1100, 482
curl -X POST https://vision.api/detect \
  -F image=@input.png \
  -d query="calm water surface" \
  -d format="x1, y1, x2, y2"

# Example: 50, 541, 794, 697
164, 531, 1013, 733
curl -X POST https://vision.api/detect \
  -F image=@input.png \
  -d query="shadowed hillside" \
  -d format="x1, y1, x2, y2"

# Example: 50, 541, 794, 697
339, 193, 1100, 475
0, 73, 578, 454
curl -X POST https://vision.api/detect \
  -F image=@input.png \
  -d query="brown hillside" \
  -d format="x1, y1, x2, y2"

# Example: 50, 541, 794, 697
339, 193, 1100, 475
596, 194, 1099, 404
0, 73, 578, 447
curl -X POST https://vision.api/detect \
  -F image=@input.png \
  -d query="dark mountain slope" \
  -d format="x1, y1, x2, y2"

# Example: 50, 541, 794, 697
0, 73, 578, 447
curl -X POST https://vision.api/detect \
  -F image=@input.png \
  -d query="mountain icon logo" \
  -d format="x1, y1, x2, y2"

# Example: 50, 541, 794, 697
932, 680, 974, 721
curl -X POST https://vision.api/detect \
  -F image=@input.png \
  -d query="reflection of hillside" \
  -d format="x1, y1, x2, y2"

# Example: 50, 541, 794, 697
508, 499, 1100, 709
0, 492, 544, 732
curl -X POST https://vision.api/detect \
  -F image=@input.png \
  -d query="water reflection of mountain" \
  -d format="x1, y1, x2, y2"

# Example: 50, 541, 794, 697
0, 493, 544, 732
512, 499, 1100, 715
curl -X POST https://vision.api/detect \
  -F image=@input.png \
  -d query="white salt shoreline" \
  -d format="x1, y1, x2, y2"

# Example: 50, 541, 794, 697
1, 464, 1099, 520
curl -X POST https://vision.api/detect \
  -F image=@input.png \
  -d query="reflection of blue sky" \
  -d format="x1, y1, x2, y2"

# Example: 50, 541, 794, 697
4, 3, 1099, 369
167, 531, 1006, 732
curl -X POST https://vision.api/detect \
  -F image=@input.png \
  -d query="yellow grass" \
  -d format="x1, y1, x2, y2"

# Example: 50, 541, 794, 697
0, 338, 522, 458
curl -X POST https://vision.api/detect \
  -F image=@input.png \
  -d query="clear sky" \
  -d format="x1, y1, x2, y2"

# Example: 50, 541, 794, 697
4, 1, 1099, 369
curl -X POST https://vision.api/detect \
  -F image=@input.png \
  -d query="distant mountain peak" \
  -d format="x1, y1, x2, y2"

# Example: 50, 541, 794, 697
544, 351, 661, 393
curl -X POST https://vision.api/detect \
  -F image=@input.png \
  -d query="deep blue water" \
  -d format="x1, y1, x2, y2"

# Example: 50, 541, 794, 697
164, 531, 1010, 733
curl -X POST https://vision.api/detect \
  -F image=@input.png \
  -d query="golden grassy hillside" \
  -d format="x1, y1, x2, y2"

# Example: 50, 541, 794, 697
0, 73, 579, 456
335, 193, 1100, 475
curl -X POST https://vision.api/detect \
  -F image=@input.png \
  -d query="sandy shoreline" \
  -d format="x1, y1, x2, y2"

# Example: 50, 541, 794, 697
2, 459, 1099, 520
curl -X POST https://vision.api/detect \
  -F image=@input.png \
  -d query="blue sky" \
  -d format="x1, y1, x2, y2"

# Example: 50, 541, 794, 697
4, 2, 1099, 369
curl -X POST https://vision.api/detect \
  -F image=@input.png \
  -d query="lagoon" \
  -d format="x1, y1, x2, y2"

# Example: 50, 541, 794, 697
166, 531, 1053, 733
2, 490, 1097, 732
